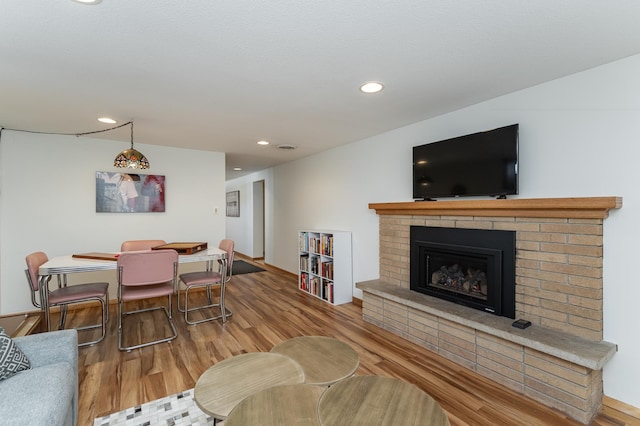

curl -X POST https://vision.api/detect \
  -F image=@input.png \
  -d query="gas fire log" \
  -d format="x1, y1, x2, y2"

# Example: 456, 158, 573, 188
464, 268, 487, 295
431, 265, 487, 295
432, 264, 465, 288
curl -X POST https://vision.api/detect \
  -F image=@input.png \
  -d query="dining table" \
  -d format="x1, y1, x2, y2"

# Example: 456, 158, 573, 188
38, 246, 227, 276
37, 246, 228, 322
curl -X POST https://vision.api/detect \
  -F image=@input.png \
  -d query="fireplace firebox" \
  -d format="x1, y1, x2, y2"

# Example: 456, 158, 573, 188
410, 226, 515, 318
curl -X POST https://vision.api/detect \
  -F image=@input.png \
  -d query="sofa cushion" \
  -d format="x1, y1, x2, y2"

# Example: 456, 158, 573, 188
0, 362, 75, 425
0, 327, 30, 381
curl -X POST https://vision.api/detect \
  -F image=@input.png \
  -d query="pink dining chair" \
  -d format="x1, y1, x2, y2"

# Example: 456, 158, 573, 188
25, 251, 109, 347
116, 249, 179, 351
177, 239, 235, 325
120, 239, 166, 251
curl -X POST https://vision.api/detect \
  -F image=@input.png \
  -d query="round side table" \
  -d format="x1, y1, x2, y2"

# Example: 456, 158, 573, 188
318, 375, 450, 425
194, 352, 305, 421
270, 336, 359, 386
225, 384, 325, 426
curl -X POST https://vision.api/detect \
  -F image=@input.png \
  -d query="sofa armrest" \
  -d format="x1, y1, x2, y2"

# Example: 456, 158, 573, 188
12, 330, 79, 426
13, 329, 78, 369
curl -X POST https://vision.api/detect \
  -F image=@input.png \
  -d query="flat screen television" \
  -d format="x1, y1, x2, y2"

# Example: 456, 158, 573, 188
413, 124, 519, 200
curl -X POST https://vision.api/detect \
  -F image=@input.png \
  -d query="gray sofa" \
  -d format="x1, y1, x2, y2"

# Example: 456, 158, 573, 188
0, 329, 78, 426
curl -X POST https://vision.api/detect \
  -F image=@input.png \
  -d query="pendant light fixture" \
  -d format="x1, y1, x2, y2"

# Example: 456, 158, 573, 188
114, 121, 150, 169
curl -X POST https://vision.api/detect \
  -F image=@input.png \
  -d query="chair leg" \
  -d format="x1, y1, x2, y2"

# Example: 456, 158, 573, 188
77, 297, 108, 347
182, 284, 233, 325
118, 295, 178, 352
220, 281, 227, 322
118, 298, 123, 333
45, 303, 53, 333
46, 297, 110, 347
59, 305, 68, 329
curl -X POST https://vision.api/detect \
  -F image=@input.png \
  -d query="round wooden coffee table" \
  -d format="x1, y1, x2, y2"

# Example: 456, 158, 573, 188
318, 375, 450, 425
194, 352, 305, 421
270, 336, 359, 386
225, 384, 325, 426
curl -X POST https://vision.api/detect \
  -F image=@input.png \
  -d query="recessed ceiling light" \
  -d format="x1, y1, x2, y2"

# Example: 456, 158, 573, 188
72, 0, 102, 4
257, 140, 270, 146
233, 167, 242, 171
98, 117, 117, 124
360, 81, 384, 94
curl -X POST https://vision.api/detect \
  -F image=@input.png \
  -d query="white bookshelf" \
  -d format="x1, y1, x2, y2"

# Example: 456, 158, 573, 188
298, 230, 352, 305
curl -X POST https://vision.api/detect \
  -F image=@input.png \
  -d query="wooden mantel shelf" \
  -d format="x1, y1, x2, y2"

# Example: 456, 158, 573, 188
369, 197, 622, 219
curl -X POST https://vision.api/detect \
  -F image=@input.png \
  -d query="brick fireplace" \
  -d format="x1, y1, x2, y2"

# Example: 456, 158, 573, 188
357, 197, 621, 424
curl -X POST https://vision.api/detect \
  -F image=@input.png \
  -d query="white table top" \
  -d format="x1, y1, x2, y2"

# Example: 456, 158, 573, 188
39, 247, 226, 275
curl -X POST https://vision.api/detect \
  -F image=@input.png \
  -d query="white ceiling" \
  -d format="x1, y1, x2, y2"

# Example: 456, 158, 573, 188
3, 1, 640, 180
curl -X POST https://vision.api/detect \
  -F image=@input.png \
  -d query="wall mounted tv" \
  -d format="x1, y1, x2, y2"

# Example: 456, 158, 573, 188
413, 124, 519, 200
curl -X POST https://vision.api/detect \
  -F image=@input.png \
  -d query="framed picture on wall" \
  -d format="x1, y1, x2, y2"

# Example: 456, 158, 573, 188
226, 190, 240, 217
96, 171, 165, 213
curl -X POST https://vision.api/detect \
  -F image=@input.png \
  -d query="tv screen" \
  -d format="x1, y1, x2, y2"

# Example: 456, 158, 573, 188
413, 124, 518, 200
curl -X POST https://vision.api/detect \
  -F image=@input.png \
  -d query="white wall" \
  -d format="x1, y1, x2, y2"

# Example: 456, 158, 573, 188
225, 169, 273, 260
266, 54, 640, 407
0, 131, 226, 312
252, 180, 264, 258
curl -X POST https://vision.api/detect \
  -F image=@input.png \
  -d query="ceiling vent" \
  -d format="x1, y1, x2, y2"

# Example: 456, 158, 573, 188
277, 144, 297, 150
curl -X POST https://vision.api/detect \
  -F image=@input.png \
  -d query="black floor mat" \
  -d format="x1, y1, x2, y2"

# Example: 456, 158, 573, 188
232, 260, 266, 275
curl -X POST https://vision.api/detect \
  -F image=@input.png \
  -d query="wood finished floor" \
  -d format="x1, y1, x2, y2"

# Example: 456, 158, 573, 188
69, 258, 639, 426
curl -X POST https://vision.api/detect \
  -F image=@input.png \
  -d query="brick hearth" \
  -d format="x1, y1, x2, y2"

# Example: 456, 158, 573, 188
360, 197, 621, 424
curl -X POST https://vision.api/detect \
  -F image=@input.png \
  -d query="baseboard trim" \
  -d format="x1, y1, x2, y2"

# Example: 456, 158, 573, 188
602, 396, 640, 421
262, 263, 296, 277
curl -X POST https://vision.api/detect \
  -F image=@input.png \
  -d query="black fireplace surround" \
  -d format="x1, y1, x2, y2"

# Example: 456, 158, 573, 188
410, 226, 516, 318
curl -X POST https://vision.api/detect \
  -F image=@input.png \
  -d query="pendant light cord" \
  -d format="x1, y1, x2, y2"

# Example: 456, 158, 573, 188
1, 121, 148, 168
0, 121, 133, 139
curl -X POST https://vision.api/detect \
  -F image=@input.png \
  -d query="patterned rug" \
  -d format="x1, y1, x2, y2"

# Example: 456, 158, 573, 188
93, 388, 215, 426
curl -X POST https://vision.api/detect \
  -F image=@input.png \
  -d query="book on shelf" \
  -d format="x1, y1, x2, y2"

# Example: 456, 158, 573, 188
320, 234, 334, 256
322, 278, 335, 302
299, 232, 308, 252
310, 256, 319, 274
321, 260, 333, 280
322, 279, 328, 301
310, 276, 320, 297
309, 236, 321, 253
300, 254, 309, 271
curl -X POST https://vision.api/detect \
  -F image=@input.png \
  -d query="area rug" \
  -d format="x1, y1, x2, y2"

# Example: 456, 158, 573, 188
232, 259, 265, 275
93, 388, 215, 426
